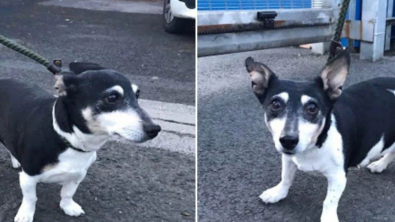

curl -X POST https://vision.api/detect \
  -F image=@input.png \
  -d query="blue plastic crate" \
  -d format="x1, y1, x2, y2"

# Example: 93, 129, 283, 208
198, 0, 311, 11
341, 0, 362, 48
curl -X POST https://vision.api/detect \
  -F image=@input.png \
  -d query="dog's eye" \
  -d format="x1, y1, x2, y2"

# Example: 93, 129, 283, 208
135, 89, 140, 99
306, 102, 318, 114
105, 94, 119, 103
271, 100, 282, 110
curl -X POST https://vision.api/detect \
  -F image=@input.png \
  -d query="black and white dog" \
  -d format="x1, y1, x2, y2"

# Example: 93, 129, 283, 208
245, 50, 395, 222
0, 63, 161, 222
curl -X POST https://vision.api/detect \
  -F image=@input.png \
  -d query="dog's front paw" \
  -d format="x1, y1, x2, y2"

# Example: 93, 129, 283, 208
60, 200, 85, 217
14, 206, 35, 222
320, 211, 339, 222
259, 184, 288, 203
367, 159, 387, 173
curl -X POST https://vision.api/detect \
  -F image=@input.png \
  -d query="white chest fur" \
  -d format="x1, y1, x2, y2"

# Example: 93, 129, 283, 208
291, 115, 345, 175
36, 149, 97, 184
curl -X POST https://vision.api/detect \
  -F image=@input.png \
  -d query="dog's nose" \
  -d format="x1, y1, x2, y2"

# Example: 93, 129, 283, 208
279, 135, 299, 150
143, 123, 161, 139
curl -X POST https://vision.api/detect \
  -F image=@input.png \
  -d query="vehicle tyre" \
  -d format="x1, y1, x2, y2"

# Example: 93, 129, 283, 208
163, 0, 190, 34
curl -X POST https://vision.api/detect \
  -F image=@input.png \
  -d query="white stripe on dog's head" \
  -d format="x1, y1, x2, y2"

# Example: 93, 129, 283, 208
131, 84, 139, 94
273, 92, 289, 103
300, 95, 317, 105
301, 95, 314, 105
106, 85, 124, 96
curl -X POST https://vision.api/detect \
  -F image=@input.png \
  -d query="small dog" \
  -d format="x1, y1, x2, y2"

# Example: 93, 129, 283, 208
245, 50, 395, 222
0, 62, 161, 222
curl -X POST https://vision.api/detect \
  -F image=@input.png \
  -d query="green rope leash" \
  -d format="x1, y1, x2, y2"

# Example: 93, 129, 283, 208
0, 34, 61, 74
327, 0, 351, 63
333, 0, 351, 43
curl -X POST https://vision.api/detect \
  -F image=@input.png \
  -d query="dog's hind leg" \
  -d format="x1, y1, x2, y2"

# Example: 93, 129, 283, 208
3, 147, 21, 168
10, 154, 21, 169
1, 141, 21, 168
367, 151, 395, 173
14, 172, 37, 222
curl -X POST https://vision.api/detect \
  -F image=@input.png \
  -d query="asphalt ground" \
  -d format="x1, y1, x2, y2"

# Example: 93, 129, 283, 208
0, 0, 195, 221
0, 0, 195, 105
198, 47, 395, 222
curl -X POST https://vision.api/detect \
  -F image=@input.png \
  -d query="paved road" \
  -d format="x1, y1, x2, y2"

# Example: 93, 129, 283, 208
198, 48, 395, 222
0, 0, 195, 221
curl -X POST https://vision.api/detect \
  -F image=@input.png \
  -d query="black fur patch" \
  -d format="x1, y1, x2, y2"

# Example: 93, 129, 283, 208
334, 77, 395, 168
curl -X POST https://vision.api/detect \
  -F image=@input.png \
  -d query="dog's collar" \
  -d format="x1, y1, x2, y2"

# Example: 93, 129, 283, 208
60, 137, 91, 153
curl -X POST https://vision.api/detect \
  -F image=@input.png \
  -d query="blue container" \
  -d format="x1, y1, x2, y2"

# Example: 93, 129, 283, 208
198, 0, 311, 11
341, 0, 361, 48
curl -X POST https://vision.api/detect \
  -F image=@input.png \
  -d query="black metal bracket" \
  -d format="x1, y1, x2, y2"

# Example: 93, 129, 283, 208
257, 11, 277, 29
47, 59, 62, 75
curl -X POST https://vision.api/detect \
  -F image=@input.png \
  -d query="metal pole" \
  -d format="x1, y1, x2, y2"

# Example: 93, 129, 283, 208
360, 0, 388, 61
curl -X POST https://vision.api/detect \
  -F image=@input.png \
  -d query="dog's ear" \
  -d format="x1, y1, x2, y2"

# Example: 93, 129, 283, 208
54, 74, 79, 97
69, 62, 105, 74
245, 57, 275, 97
319, 50, 350, 100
